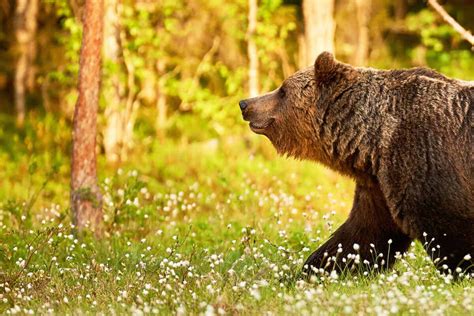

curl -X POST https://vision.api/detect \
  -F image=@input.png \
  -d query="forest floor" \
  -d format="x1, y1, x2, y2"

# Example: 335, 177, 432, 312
0, 131, 473, 315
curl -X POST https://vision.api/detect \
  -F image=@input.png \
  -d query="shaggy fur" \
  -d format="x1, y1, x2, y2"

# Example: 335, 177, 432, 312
240, 52, 473, 275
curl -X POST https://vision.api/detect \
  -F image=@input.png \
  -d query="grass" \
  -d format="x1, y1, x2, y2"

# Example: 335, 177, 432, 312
0, 127, 473, 315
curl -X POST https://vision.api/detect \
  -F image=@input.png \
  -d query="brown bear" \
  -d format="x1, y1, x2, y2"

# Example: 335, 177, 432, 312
239, 52, 473, 276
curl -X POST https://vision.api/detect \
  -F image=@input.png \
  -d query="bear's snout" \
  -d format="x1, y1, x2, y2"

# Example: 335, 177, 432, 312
239, 100, 248, 111
239, 98, 254, 122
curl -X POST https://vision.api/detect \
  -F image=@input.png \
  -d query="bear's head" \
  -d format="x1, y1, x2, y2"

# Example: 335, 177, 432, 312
239, 52, 353, 161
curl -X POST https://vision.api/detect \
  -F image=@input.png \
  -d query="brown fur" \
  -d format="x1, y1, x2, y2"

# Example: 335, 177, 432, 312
239, 52, 474, 276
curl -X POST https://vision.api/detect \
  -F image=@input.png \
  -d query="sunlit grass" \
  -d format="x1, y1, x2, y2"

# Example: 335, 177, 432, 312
0, 135, 472, 315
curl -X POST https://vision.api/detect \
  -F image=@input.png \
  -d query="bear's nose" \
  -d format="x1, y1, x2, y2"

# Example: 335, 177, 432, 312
239, 100, 248, 111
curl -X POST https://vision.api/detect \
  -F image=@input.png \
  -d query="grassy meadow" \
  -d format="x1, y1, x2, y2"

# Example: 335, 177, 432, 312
0, 114, 472, 315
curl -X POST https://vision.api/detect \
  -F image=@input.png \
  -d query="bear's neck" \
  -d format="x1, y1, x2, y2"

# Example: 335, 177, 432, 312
312, 74, 391, 180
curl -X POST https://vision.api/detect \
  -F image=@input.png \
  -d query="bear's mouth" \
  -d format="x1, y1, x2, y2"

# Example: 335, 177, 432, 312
249, 118, 275, 133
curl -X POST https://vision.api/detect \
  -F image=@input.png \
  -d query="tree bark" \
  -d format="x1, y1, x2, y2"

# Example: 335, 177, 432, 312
102, 0, 139, 163
155, 59, 167, 139
302, 0, 335, 66
297, 32, 307, 69
103, 0, 123, 163
247, 0, 259, 97
353, 0, 371, 66
394, 0, 407, 21
71, 0, 104, 235
13, 0, 38, 127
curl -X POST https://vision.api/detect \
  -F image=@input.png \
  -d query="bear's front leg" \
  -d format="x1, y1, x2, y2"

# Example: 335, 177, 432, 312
303, 182, 412, 276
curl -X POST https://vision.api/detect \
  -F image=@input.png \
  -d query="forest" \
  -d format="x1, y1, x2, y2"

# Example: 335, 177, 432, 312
0, 0, 473, 314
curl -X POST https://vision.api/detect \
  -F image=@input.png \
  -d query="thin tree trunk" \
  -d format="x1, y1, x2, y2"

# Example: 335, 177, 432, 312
103, 1, 139, 163
395, 0, 407, 21
247, 0, 259, 97
353, 0, 370, 66
71, 0, 104, 235
103, 0, 123, 163
297, 32, 307, 69
119, 38, 139, 162
14, 0, 38, 127
277, 46, 294, 79
155, 59, 167, 139
302, 0, 335, 66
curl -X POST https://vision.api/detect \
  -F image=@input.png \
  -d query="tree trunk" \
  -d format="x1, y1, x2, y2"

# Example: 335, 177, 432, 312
297, 32, 307, 69
353, 0, 371, 66
302, 0, 335, 66
102, 1, 139, 163
103, 0, 123, 164
247, 0, 259, 97
155, 59, 167, 139
394, 0, 407, 21
13, 0, 38, 127
71, 0, 104, 235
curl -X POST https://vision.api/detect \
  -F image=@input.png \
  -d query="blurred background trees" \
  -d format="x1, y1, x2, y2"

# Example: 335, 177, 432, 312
302, 0, 335, 66
0, 0, 473, 165
247, 0, 259, 97
13, 0, 38, 127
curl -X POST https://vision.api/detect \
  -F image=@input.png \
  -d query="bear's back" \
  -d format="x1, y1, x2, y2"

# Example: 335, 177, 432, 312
386, 69, 473, 193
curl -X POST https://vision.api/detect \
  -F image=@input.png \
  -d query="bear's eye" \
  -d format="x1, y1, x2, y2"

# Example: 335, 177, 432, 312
278, 87, 286, 98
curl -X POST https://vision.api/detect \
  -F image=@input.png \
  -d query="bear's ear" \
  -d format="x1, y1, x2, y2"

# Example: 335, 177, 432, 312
314, 51, 337, 82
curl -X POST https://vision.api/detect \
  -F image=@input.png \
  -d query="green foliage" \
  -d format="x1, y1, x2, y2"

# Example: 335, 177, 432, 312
0, 113, 69, 210
43, 0, 82, 87
406, 9, 474, 79
5, 0, 470, 140
29, 0, 304, 138
257, 0, 298, 89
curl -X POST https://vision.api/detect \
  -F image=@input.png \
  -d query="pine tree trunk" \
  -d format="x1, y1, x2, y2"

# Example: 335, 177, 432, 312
71, 0, 104, 235
395, 0, 407, 21
155, 59, 167, 139
13, 0, 38, 127
103, 0, 123, 163
353, 0, 371, 66
102, 0, 138, 163
297, 32, 307, 69
247, 0, 259, 97
302, 0, 335, 66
